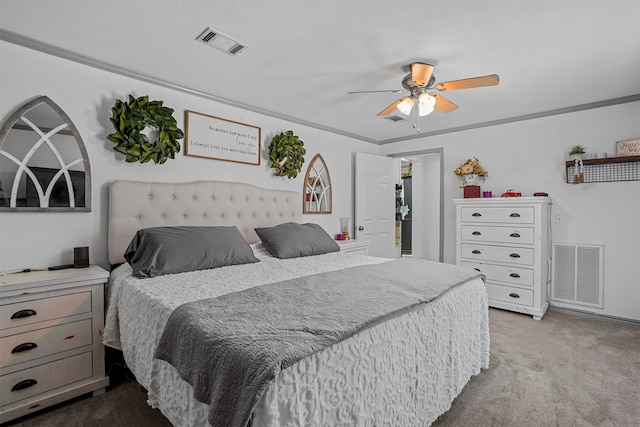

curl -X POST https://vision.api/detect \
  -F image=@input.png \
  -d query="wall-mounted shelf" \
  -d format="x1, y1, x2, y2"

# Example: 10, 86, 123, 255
565, 155, 640, 183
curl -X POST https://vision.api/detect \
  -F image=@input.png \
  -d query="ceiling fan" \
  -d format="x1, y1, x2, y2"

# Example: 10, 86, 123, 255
348, 62, 499, 132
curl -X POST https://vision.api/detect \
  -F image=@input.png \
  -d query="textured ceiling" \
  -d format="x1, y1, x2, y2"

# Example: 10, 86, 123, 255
1, 0, 639, 144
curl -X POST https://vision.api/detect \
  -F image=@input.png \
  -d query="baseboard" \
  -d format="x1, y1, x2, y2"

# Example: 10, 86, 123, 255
548, 305, 640, 328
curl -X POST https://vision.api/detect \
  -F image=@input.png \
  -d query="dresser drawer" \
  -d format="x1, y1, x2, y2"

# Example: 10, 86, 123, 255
461, 225, 535, 245
460, 206, 534, 224
486, 283, 534, 307
0, 352, 92, 406
0, 320, 92, 368
0, 292, 91, 331
462, 261, 535, 287
461, 244, 534, 266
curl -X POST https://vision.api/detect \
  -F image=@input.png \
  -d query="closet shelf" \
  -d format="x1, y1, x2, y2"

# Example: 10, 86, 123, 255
565, 155, 640, 183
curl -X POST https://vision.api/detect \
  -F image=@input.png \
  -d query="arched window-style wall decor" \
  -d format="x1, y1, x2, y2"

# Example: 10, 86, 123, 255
0, 96, 91, 212
303, 153, 332, 214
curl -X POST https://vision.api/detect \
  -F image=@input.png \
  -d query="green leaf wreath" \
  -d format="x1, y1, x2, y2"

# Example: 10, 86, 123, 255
268, 131, 306, 178
107, 95, 184, 164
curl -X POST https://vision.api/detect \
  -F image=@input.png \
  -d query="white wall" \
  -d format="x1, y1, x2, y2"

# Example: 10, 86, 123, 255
0, 41, 378, 272
381, 102, 640, 321
2, 40, 637, 321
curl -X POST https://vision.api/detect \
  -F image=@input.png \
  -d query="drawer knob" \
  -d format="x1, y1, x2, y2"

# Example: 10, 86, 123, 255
472, 231, 481, 236
509, 293, 520, 299
510, 233, 521, 238
509, 253, 521, 258
472, 212, 482, 217
11, 379, 38, 392
509, 273, 521, 278
11, 342, 38, 354
509, 213, 521, 218
472, 250, 482, 254
10, 309, 37, 319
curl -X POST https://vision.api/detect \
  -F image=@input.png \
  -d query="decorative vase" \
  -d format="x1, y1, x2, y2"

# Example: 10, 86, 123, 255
463, 173, 480, 186
339, 216, 350, 240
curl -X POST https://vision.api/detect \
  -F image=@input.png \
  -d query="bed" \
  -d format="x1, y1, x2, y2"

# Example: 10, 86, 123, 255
103, 180, 489, 427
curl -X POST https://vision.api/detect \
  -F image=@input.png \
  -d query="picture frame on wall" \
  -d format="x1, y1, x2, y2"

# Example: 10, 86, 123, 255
185, 110, 261, 165
615, 138, 640, 157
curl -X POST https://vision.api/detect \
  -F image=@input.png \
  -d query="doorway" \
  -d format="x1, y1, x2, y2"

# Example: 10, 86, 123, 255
399, 161, 413, 257
390, 149, 443, 262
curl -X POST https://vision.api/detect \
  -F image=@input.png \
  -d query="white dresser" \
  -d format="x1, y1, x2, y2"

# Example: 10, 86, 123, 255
454, 197, 551, 320
0, 266, 110, 423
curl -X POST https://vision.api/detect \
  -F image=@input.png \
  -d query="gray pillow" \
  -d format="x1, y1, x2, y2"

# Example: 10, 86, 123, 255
254, 222, 340, 259
124, 226, 259, 278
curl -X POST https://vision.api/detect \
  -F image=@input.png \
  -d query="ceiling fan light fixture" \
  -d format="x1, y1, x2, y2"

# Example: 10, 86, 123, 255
418, 93, 436, 116
397, 98, 414, 115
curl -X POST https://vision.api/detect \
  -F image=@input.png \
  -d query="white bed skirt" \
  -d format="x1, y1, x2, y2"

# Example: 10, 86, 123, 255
145, 278, 489, 426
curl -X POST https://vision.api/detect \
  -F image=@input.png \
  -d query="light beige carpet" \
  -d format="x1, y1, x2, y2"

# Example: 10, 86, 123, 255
5, 308, 639, 426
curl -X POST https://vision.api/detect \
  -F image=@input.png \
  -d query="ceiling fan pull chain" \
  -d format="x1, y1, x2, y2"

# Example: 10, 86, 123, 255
413, 98, 420, 132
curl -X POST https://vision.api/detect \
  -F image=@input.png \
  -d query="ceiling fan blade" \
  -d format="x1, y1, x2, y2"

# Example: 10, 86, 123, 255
436, 74, 499, 91
411, 63, 434, 87
433, 94, 458, 113
347, 89, 404, 94
377, 97, 409, 116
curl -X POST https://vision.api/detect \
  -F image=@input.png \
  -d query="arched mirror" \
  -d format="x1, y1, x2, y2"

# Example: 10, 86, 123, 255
303, 153, 332, 214
0, 96, 91, 212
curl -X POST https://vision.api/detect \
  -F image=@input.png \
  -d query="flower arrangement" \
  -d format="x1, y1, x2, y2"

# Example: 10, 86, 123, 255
453, 157, 488, 179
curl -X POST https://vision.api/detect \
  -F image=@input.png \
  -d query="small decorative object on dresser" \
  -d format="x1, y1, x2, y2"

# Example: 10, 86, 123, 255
454, 157, 488, 198
336, 239, 370, 255
0, 266, 110, 423
453, 157, 488, 185
454, 196, 551, 320
464, 186, 481, 198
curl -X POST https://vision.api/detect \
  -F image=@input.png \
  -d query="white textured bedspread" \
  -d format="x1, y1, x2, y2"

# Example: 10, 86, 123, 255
104, 245, 489, 426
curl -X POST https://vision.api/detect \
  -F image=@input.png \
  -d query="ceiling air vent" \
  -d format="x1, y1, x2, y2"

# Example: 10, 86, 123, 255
385, 115, 407, 122
196, 27, 247, 56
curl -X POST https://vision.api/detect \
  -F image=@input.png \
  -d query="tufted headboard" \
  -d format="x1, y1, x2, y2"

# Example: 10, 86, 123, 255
108, 180, 301, 265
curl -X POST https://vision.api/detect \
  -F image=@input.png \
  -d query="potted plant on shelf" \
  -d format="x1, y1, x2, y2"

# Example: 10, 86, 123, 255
453, 157, 488, 186
568, 145, 586, 160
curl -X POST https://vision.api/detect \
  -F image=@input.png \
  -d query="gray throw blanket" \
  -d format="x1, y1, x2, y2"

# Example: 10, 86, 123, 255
155, 258, 483, 427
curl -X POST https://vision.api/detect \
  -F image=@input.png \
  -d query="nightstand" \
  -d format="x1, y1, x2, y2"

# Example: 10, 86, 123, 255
337, 240, 370, 255
0, 266, 110, 423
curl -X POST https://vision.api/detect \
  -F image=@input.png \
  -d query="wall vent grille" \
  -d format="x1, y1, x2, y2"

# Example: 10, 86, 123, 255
552, 243, 604, 308
196, 27, 247, 56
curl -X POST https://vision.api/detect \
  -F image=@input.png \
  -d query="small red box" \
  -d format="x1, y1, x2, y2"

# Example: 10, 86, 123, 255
464, 186, 481, 198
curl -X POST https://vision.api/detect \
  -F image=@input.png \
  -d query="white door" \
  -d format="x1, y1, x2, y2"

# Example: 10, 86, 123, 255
355, 152, 398, 258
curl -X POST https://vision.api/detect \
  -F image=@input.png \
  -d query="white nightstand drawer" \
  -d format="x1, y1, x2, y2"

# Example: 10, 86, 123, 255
461, 225, 535, 245
461, 206, 534, 224
461, 244, 534, 266
462, 261, 535, 287
486, 283, 534, 307
0, 292, 91, 331
337, 240, 369, 255
0, 351, 92, 406
0, 319, 92, 368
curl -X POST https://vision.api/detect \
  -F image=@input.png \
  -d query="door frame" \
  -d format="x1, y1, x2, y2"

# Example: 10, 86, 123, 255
387, 147, 444, 262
